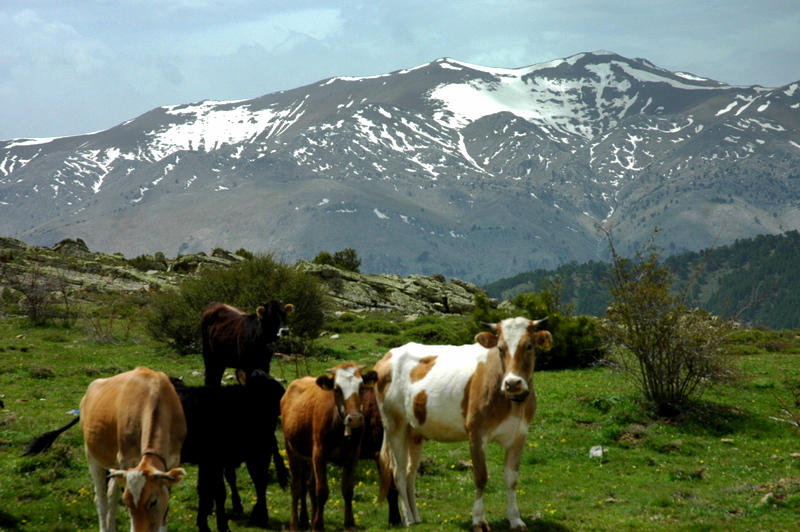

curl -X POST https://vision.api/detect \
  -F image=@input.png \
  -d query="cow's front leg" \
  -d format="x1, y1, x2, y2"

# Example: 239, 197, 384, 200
224, 466, 244, 515
341, 457, 358, 530
468, 434, 491, 532
504, 436, 527, 532
246, 455, 270, 527
88, 458, 113, 532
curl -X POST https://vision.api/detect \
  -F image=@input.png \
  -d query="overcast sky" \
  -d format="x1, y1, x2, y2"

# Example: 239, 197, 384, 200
2, 0, 799, 140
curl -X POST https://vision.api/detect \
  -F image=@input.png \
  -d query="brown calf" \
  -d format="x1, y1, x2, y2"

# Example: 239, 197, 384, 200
281, 362, 378, 531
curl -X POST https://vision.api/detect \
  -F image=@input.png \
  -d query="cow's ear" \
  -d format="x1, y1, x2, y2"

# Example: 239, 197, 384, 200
108, 469, 127, 483
316, 374, 335, 391
256, 306, 266, 319
475, 331, 498, 348
157, 468, 186, 486
535, 330, 553, 351
285, 303, 294, 314
361, 370, 378, 388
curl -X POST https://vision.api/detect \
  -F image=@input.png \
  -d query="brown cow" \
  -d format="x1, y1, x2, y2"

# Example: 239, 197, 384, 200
201, 300, 293, 386
281, 362, 378, 532
80, 366, 187, 532
375, 317, 552, 532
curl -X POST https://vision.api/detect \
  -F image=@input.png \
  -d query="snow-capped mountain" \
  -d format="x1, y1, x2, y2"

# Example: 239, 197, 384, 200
2, 51, 799, 283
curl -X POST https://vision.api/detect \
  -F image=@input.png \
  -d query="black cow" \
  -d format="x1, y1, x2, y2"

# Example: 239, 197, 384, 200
201, 300, 293, 387
172, 370, 288, 532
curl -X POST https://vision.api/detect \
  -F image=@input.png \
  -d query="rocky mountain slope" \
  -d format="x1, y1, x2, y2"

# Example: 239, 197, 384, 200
2, 51, 799, 284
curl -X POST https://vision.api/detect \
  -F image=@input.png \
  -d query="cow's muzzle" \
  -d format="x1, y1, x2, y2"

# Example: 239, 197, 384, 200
343, 411, 364, 436
507, 390, 530, 403
503, 377, 530, 402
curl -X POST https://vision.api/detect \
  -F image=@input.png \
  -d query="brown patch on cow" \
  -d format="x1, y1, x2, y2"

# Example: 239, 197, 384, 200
410, 356, 437, 383
461, 373, 474, 420
413, 390, 428, 425
375, 352, 393, 397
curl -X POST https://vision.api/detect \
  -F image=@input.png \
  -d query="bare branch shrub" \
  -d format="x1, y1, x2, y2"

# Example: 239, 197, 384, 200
600, 226, 739, 416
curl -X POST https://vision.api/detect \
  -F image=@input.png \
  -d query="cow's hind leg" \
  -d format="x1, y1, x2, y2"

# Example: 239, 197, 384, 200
203, 362, 226, 387
288, 455, 308, 531
383, 426, 416, 526
405, 434, 424, 525
503, 436, 528, 532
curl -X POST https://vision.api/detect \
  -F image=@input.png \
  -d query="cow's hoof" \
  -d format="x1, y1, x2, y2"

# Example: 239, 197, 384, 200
249, 507, 269, 528
511, 525, 528, 532
470, 523, 491, 532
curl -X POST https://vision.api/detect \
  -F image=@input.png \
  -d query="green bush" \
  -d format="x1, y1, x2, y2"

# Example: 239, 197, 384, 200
394, 315, 469, 346
313, 248, 362, 272
511, 292, 604, 370
470, 289, 604, 371
145, 254, 326, 354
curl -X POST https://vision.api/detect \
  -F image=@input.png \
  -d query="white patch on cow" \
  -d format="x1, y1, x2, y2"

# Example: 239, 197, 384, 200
334, 365, 363, 400
386, 342, 489, 441
126, 469, 147, 506
498, 317, 532, 393
471, 494, 486, 527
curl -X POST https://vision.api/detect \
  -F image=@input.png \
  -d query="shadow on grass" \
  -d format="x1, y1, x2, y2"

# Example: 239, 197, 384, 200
528, 519, 572, 531
481, 517, 571, 532
0, 509, 21, 531
674, 400, 776, 437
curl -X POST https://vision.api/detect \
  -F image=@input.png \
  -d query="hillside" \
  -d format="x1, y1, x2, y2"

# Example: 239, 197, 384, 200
484, 230, 800, 329
1, 52, 799, 284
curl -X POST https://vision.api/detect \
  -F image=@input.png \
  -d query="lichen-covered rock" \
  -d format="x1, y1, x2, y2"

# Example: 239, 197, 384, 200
295, 259, 491, 314
51, 238, 92, 257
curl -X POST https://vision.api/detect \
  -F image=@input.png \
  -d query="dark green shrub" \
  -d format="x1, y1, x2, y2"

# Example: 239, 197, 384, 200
128, 254, 162, 272
510, 292, 605, 370
313, 248, 362, 273
145, 254, 326, 354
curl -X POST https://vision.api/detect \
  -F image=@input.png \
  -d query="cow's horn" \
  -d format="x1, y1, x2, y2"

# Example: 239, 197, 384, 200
533, 317, 548, 327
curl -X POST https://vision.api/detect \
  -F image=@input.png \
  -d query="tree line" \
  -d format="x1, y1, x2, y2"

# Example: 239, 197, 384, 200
484, 229, 800, 330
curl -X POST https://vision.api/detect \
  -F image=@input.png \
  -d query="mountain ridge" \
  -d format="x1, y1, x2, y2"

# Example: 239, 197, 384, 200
2, 51, 799, 284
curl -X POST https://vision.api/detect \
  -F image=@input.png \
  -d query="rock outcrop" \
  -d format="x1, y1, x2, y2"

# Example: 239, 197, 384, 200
296, 260, 487, 314
1, 235, 490, 314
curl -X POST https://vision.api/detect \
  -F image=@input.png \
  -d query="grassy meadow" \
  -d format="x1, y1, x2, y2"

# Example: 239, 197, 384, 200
1, 313, 800, 531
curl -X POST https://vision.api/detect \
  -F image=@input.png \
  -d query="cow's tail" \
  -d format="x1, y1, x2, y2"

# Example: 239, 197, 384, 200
273, 440, 289, 490
23, 416, 80, 456
378, 433, 394, 503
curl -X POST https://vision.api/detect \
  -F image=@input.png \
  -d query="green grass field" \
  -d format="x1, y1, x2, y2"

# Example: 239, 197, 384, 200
1, 315, 800, 531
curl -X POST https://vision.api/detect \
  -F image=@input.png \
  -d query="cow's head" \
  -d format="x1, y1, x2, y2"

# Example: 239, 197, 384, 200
316, 362, 378, 436
257, 300, 294, 340
109, 463, 185, 532
475, 317, 552, 402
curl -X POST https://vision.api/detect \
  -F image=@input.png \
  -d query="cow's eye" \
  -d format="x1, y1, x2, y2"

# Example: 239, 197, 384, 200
147, 497, 158, 509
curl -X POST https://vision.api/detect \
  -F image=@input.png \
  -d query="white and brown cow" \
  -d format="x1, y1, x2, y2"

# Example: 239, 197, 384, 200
375, 317, 552, 532
80, 366, 187, 532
